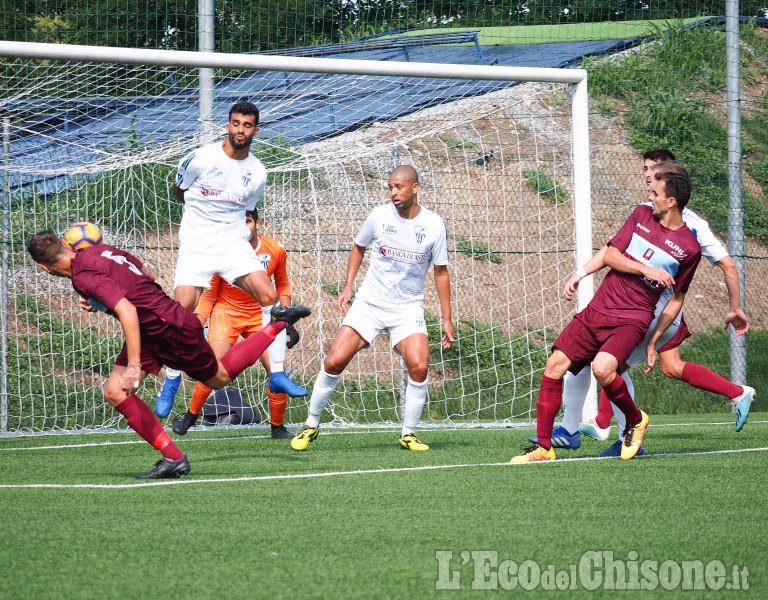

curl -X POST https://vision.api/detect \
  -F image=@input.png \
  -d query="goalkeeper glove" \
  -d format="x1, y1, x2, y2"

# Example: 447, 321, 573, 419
286, 323, 300, 349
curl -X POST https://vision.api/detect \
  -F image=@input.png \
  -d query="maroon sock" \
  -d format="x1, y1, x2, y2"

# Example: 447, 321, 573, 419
536, 375, 563, 449
603, 375, 642, 425
681, 363, 743, 399
220, 322, 286, 379
595, 389, 614, 429
115, 394, 184, 460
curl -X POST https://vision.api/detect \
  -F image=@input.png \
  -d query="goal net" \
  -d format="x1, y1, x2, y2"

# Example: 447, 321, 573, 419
0, 44, 591, 433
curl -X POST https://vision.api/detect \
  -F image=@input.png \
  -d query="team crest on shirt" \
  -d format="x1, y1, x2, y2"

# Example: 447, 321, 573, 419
242, 170, 252, 188
643, 248, 655, 261
382, 224, 397, 235
258, 253, 271, 270
414, 225, 426, 244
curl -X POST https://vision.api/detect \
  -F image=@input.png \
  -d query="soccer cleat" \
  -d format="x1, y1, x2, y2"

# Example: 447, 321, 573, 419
621, 410, 649, 460
733, 386, 755, 432
399, 433, 429, 451
599, 439, 644, 458
510, 443, 556, 463
154, 372, 181, 418
270, 304, 311, 326
291, 424, 319, 451
135, 455, 191, 479
270, 424, 294, 439
269, 371, 308, 397
172, 411, 200, 436
528, 426, 580, 449
579, 418, 611, 441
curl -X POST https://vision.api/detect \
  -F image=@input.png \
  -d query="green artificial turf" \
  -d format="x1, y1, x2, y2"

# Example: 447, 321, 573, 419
1, 416, 765, 599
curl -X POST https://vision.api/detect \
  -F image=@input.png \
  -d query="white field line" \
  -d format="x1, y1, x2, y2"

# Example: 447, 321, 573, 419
1, 446, 767, 490
1, 419, 765, 452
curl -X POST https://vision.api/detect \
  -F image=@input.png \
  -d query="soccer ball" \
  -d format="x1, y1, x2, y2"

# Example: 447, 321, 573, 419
63, 222, 103, 251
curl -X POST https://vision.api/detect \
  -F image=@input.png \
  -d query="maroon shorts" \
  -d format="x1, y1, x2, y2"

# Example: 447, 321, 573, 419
115, 310, 219, 382
658, 314, 691, 354
554, 305, 648, 374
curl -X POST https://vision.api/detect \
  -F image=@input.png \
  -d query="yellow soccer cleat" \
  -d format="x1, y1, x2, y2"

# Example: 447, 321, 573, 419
291, 425, 319, 451
621, 410, 649, 460
399, 433, 429, 451
510, 443, 556, 463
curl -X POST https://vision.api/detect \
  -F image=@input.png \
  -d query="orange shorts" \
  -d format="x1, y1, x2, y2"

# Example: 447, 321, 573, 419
207, 304, 265, 345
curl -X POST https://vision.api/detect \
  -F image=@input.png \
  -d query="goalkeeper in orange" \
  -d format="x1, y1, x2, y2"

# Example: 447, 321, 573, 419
172, 208, 304, 438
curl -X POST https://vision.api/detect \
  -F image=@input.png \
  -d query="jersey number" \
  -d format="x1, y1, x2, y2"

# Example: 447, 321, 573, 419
100, 250, 143, 276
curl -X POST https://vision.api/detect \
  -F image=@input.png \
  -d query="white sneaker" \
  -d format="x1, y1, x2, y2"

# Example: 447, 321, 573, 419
579, 418, 610, 441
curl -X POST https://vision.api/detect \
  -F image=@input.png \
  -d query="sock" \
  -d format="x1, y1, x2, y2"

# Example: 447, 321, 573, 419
115, 394, 184, 460
613, 372, 633, 439
595, 389, 613, 429
603, 374, 641, 426
220, 322, 286, 379
306, 367, 340, 428
401, 376, 428, 437
190, 382, 213, 415
268, 390, 288, 426
681, 363, 743, 399
561, 369, 592, 434
536, 375, 563, 449
262, 304, 285, 374
165, 367, 182, 380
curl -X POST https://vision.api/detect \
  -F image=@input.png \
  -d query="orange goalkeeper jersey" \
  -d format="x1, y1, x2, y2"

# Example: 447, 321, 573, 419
195, 235, 291, 324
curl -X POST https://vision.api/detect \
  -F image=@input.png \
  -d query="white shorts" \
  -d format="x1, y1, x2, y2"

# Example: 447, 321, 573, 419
174, 236, 265, 289
625, 317, 680, 368
342, 299, 427, 348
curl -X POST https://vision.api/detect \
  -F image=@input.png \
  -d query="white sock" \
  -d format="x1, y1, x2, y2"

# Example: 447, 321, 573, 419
306, 367, 340, 428
401, 376, 428, 437
561, 369, 591, 434
165, 368, 181, 380
614, 371, 634, 440
262, 304, 285, 374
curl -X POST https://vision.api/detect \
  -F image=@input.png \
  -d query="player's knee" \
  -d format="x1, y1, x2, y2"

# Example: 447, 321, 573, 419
591, 362, 615, 386
543, 353, 568, 379
408, 362, 428, 382
660, 358, 684, 380
103, 384, 126, 407
261, 287, 278, 306
323, 355, 347, 376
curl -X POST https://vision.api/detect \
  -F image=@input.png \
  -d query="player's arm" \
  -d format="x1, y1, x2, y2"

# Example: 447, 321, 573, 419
563, 244, 609, 301
273, 248, 292, 306
172, 183, 186, 204
434, 264, 454, 349
715, 256, 749, 335
644, 291, 686, 373
112, 297, 143, 392
338, 243, 366, 313
141, 265, 157, 282
604, 245, 675, 288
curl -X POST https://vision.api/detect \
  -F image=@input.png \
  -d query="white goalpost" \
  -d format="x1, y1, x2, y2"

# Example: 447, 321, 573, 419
0, 40, 594, 433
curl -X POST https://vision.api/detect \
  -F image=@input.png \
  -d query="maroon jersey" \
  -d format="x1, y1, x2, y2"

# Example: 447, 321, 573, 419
589, 205, 702, 327
71, 245, 188, 337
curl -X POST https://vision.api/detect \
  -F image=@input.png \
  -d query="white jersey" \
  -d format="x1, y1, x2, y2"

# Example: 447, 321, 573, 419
175, 142, 267, 246
643, 202, 728, 326
354, 203, 449, 308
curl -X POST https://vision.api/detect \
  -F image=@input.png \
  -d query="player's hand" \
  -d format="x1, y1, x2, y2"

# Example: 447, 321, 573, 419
562, 273, 582, 301
643, 342, 657, 374
121, 364, 142, 393
442, 319, 455, 349
337, 288, 353, 313
724, 308, 749, 336
642, 266, 674, 288
79, 297, 97, 313
286, 323, 300, 349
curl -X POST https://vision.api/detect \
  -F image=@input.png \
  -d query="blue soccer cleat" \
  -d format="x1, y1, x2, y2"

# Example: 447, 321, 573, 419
155, 372, 181, 418
599, 438, 644, 458
734, 386, 755, 433
527, 426, 580, 449
269, 371, 308, 397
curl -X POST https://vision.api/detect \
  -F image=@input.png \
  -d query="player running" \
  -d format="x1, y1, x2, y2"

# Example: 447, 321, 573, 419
27, 230, 309, 479
172, 209, 301, 438
291, 165, 454, 452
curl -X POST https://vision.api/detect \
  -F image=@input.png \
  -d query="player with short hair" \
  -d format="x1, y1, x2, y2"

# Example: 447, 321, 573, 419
512, 166, 702, 462
291, 165, 455, 452
27, 230, 309, 478
547, 155, 752, 456
156, 100, 305, 418
172, 209, 299, 438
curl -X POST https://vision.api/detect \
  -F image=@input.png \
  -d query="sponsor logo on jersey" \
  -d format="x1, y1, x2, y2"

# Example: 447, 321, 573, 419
205, 166, 224, 178
379, 246, 426, 263
664, 239, 688, 260
382, 224, 397, 235
258, 253, 271, 270
200, 187, 246, 205
414, 225, 427, 244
